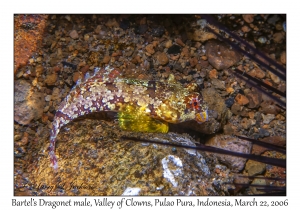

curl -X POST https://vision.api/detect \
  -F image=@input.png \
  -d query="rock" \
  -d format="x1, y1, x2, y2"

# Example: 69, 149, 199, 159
211, 79, 225, 90
280, 51, 286, 64
262, 113, 275, 124
205, 40, 242, 70
14, 80, 45, 125
252, 136, 286, 155
102, 55, 111, 64
105, 18, 119, 28
231, 103, 242, 116
205, 135, 252, 172
152, 26, 165, 37
69, 30, 79, 39
175, 38, 185, 47
189, 57, 198, 67
30, 118, 226, 195
145, 44, 155, 55
260, 100, 280, 115
80, 65, 90, 74
156, 52, 169, 66
44, 73, 57, 86
250, 177, 266, 195
72, 72, 81, 83
241, 25, 250, 33
242, 14, 255, 23
246, 90, 262, 109
241, 118, 251, 130
269, 71, 281, 84
187, 29, 216, 42
209, 69, 218, 79
223, 123, 234, 135
167, 45, 181, 54
235, 93, 249, 106
248, 68, 266, 79
245, 160, 266, 176
225, 97, 234, 108
165, 40, 172, 48
273, 32, 285, 43
258, 128, 270, 137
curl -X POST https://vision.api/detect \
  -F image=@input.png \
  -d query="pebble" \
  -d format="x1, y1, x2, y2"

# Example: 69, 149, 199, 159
44, 73, 57, 86
165, 40, 172, 48
211, 78, 225, 90
205, 135, 252, 172
248, 68, 266, 79
260, 100, 280, 115
187, 29, 216, 42
175, 38, 185, 47
225, 97, 235, 108
258, 36, 267, 44
245, 160, 266, 176
262, 113, 275, 124
241, 25, 250, 33
231, 103, 242, 115
235, 93, 249, 106
250, 177, 266, 195
105, 18, 119, 28
273, 32, 285, 43
45, 95, 52, 102
269, 71, 281, 84
167, 45, 181, 54
72, 72, 81, 83
246, 91, 262, 108
145, 44, 155, 55
189, 57, 198, 67
205, 40, 242, 70
102, 55, 111, 64
209, 69, 218, 79
258, 128, 270, 137
156, 52, 169, 66
69, 30, 79, 39
152, 26, 165, 37
252, 136, 286, 155
241, 118, 251, 130
280, 51, 286, 64
242, 14, 255, 23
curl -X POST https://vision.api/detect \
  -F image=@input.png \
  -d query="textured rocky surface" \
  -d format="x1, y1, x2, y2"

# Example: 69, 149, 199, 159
14, 14, 286, 196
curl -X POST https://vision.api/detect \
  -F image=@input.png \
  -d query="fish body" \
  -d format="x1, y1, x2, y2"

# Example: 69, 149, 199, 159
49, 66, 208, 169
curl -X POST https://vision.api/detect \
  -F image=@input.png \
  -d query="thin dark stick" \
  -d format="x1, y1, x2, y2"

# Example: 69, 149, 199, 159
121, 136, 286, 168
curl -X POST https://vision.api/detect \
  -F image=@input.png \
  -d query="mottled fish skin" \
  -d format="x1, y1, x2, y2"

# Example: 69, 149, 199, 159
49, 66, 208, 170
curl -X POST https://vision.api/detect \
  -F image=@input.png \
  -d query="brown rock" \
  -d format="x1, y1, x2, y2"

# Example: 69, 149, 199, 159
187, 29, 216, 42
211, 79, 225, 90
269, 71, 281, 84
223, 123, 234, 135
175, 38, 185, 47
235, 94, 249, 106
205, 40, 242, 70
45, 73, 57, 86
249, 68, 266, 79
181, 47, 189, 57
246, 90, 262, 109
209, 69, 218, 79
241, 25, 251, 33
105, 18, 119, 28
145, 44, 155, 55
245, 160, 266, 176
252, 136, 286, 155
102, 55, 111, 64
69, 30, 79, 39
73, 72, 81, 83
241, 118, 251, 130
156, 52, 169, 66
231, 103, 242, 115
280, 51, 286, 64
189, 57, 198, 67
80, 65, 90, 74
242, 14, 255, 23
165, 40, 172, 48
273, 32, 285, 43
205, 135, 252, 172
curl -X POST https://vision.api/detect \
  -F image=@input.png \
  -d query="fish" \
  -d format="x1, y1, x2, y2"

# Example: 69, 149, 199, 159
49, 65, 208, 170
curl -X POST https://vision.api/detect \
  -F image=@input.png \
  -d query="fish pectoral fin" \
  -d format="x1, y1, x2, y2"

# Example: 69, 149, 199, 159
118, 108, 168, 133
